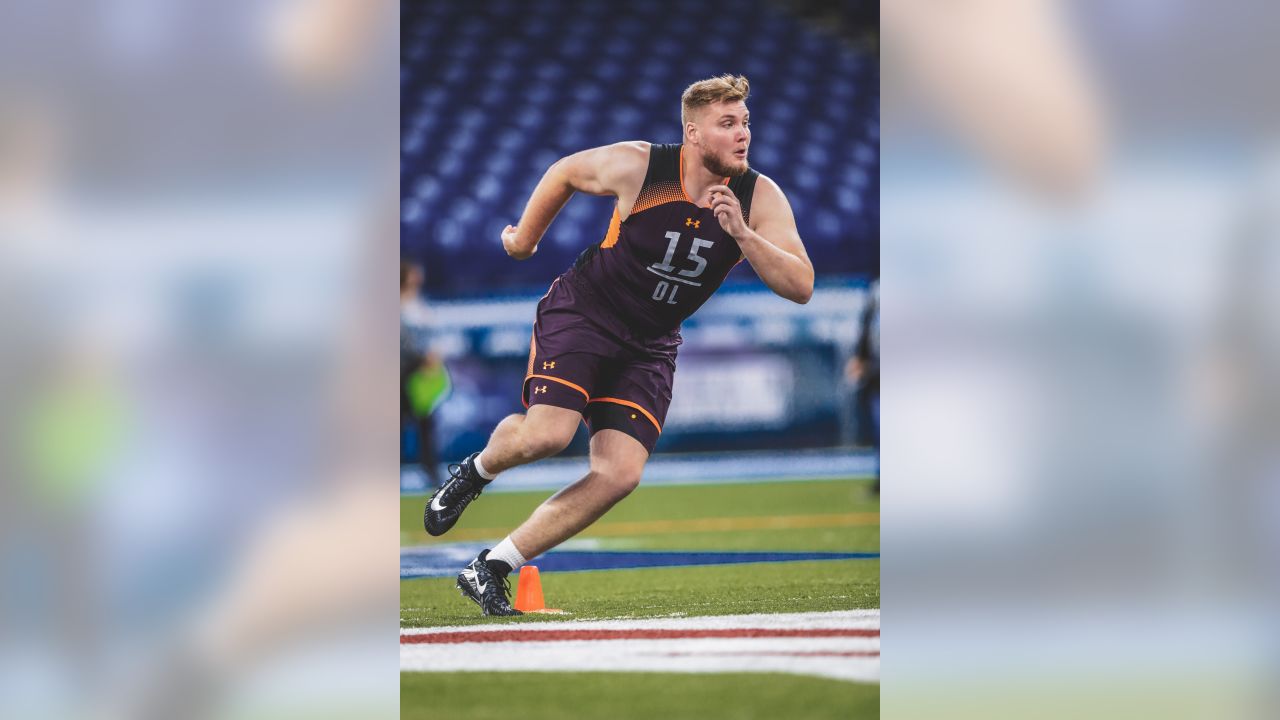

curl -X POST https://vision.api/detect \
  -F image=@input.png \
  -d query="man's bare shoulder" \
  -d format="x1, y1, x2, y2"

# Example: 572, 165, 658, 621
592, 141, 650, 199
600, 140, 650, 176
747, 172, 798, 227
751, 173, 791, 208
559, 141, 650, 197
613, 140, 652, 155
753, 172, 785, 198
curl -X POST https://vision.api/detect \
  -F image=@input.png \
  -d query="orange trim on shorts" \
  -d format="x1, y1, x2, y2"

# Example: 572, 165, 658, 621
601, 205, 622, 248
525, 374, 590, 403
588, 397, 662, 435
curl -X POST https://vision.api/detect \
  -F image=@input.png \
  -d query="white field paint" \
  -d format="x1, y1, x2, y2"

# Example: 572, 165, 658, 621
401, 610, 880, 683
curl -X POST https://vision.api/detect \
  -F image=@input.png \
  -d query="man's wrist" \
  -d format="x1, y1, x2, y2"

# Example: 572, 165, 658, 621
509, 231, 536, 251
732, 226, 757, 246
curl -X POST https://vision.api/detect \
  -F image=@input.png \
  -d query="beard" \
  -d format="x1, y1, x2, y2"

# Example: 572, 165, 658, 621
701, 147, 749, 178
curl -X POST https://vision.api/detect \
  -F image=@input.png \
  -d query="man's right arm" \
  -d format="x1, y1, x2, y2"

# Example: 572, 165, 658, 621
502, 141, 648, 260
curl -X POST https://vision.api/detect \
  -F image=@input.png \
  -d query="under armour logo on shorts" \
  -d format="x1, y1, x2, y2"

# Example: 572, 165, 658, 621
534, 385, 548, 394
542, 361, 556, 369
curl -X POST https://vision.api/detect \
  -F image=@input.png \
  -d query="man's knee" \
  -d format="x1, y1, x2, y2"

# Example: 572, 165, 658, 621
518, 423, 575, 460
594, 462, 642, 500
614, 467, 642, 496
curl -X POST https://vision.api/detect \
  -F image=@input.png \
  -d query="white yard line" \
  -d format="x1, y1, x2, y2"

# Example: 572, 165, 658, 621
401, 610, 880, 683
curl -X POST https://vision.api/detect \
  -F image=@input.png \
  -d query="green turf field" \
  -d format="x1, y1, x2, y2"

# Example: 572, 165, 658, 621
401, 477, 879, 718
402, 478, 879, 554
402, 557, 878, 626
402, 672, 880, 720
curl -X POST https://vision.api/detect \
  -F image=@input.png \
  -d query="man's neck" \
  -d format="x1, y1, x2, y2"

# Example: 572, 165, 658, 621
681, 144, 726, 207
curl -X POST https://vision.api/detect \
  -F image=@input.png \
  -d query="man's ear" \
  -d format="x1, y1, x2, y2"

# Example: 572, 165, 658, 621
685, 121, 699, 145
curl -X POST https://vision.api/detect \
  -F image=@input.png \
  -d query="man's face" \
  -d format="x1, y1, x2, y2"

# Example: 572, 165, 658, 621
693, 100, 750, 177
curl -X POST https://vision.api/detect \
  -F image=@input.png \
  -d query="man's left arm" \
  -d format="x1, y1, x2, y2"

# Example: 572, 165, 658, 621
709, 176, 814, 304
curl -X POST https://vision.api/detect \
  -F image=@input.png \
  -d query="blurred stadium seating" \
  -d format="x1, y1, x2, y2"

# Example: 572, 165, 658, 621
400, 0, 878, 486
401, 0, 879, 298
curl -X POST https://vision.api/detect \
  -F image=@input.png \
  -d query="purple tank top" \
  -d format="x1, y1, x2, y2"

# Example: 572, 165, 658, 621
565, 143, 760, 339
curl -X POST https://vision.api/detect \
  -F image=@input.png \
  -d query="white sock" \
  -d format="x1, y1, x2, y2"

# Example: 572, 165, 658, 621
473, 452, 497, 481
487, 536, 527, 573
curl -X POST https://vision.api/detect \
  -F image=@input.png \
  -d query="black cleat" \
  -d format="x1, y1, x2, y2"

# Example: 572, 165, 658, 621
456, 551, 522, 617
424, 453, 490, 536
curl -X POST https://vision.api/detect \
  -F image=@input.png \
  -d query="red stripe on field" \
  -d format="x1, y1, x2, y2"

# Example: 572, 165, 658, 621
659, 650, 880, 658
401, 628, 879, 644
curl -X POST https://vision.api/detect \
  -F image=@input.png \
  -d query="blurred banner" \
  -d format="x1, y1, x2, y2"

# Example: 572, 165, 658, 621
882, 0, 1275, 718
0, 1, 399, 718
400, 282, 872, 492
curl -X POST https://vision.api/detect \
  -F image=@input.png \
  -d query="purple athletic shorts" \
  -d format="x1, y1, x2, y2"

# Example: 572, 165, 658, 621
521, 275, 679, 454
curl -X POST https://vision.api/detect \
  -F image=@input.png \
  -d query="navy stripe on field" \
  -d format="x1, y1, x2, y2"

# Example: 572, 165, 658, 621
401, 546, 878, 579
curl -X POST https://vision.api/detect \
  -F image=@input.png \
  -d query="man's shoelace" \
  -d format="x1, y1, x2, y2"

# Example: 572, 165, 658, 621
445, 461, 467, 481
437, 464, 481, 508
472, 564, 512, 604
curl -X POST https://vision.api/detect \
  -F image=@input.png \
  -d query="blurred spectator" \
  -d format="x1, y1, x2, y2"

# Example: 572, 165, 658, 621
847, 278, 879, 492
401, 261, 447, 487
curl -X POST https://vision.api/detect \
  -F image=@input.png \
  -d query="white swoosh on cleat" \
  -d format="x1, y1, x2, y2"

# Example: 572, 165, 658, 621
461, 568, 486, 594
429, 494, 448, 512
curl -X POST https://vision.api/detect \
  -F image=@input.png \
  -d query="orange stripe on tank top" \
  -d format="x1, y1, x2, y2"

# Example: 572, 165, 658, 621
601, 205, 622, 248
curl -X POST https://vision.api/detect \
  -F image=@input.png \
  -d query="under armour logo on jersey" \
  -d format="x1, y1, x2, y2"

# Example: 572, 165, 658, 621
534, 385, 548, 394
542, 361, 556, 369
685, 218, 700, 228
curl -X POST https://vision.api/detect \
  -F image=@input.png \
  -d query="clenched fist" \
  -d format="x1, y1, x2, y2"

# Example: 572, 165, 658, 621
501, 224, 536, 259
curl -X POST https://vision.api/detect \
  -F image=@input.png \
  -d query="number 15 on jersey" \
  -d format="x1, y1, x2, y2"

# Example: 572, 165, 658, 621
648, 231, 713, 305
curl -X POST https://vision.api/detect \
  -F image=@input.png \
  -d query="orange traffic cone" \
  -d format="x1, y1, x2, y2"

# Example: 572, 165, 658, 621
514, 565, 562, 613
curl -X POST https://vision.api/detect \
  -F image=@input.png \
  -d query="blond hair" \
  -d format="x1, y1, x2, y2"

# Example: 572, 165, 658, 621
681, 74, 750, 128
